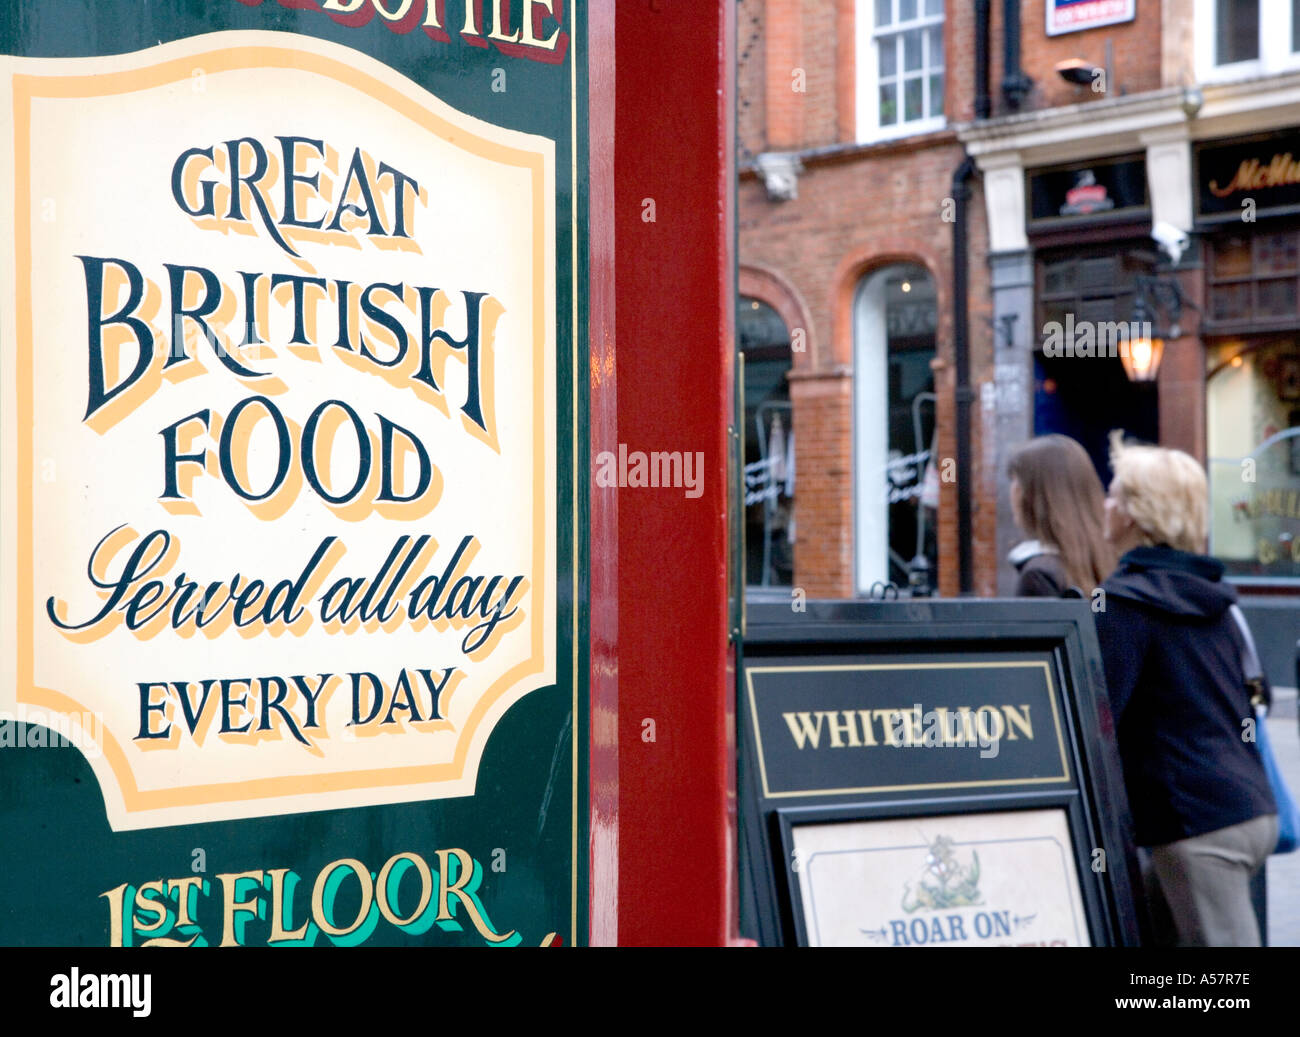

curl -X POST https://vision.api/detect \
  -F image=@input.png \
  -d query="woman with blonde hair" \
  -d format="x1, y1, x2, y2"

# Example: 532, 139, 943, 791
1094, 431, 1277, 946
1006, 434, 1115, 596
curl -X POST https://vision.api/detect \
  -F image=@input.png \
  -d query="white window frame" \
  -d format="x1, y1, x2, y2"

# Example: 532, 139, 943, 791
856, 0, 945, 143
1194, 0, 1300, 84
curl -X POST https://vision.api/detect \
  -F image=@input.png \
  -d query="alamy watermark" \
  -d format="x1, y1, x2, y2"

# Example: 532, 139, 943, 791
0, 704, 104, 759
1042, 315, 1154, 359
594, 444, 704, 499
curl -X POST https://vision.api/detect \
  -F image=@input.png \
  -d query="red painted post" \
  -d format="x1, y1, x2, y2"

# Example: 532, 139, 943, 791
613, 0, 738, 946
588, 0, 619, 947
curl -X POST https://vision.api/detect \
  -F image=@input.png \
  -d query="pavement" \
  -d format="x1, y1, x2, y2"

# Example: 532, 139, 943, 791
1268, 687, 1300, 946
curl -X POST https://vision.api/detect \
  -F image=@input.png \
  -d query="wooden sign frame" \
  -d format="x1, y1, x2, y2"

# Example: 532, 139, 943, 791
738, 598, 1142, 947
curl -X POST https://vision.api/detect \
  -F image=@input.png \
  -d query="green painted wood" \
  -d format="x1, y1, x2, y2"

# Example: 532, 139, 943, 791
0, 0, 589, 947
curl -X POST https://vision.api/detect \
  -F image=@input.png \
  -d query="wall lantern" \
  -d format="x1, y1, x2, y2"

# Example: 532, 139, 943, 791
1120, 330, 1163, 382
1123, 274, 1194, 383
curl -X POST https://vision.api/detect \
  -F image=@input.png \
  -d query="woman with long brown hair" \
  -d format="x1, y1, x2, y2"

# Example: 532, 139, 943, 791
1006, 434, 1115, 596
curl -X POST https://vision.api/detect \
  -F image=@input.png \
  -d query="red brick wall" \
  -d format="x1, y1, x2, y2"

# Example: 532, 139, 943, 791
740, 134, 993, 597
741, 1, 1014, 598
948, 0, 1165, 123
761, 0, 848, 150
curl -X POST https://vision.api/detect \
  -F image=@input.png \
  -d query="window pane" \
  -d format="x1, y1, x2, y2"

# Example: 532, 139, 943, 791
1258, 278, 1298, 319
1043, 260, 1074, 296
875, 0, 891, 28
879, 35, 897, 77
1078, 256, 1119, 288
1211, 282, 1251, 322
1213, 235, 1253, 279
879, 82, 897, 125
1257, 231, 1300, 274
925, 0, 943, 14
899, 0, 917, 22
904, 29, 922, 71
1217, 0, 1259, 64
1208, 340, 1300, 581
1294, 0, 1300, 52
904, 77, 923, 121
929, 72, 944, 117
927, 25, 943, 69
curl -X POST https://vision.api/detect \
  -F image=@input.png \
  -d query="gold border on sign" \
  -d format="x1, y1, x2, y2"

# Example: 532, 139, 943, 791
570, 9, 580, 949
13, 48, 555, 815
746, 660, 1072, 799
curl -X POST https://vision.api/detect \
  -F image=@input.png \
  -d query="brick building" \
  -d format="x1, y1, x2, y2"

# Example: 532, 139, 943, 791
738, 0, 993, 599
740, 1, 1300, 670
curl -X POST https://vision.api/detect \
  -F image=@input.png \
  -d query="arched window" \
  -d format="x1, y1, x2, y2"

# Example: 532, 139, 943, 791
853, 263, 937, 592
739, 296, 794, 587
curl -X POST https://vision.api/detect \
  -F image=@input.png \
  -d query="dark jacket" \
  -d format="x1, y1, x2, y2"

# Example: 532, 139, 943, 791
1009, 540, 1070, 597
1093, 545, 1275, 847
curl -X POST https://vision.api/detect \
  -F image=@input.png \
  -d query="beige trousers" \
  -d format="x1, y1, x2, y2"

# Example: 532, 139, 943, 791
1148, 813, 1278, 947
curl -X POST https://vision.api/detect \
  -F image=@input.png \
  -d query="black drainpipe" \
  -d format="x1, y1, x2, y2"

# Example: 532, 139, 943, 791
950, 0, 990, 596
1001, 0, 1033, 109
975, 0, 991, 119
951, 156, 976, 596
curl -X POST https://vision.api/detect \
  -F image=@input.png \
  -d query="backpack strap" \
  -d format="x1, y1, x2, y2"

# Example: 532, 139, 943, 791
1228, 604, 1271, 711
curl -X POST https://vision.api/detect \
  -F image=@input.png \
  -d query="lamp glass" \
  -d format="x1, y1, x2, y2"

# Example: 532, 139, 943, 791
1121, 335, 1164, 382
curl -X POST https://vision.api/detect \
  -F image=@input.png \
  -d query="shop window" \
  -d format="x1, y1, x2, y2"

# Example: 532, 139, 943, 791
853, 264, 937, 593
1207, 228, 1300, 331
1195, 0, 1300, 81
856, 0, 944, 142
739, 297, 795, 588
1207, 338, 1300, 581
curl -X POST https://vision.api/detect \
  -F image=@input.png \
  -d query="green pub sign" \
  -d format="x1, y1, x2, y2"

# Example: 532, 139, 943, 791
0, 0, 591, 946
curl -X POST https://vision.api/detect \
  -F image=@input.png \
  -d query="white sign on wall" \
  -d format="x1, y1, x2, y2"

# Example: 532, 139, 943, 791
1047, 0, 1136, 36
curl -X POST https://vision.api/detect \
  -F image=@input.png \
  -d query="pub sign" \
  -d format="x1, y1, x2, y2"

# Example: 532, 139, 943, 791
1197, 130, 1300, 223
1046, 0, 1135, 36
0, 0, 590, 947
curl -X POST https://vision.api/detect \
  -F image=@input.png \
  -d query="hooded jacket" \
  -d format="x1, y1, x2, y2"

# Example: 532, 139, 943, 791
1093, 545, 1275, 847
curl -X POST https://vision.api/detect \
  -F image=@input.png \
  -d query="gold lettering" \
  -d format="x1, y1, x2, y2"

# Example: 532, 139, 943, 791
857, 708, 879, 746
132, 880, 171, 934
824, 709, 860, 748
218, 869, 264, 947
931, 706, 957, 745
267, 868, 312, 944
1210, 153, 1300, 198
99, 883, 130, 948
311, 858, 374, 938
1002, 704, 1033, 740
896, 705, 923, 746
376, 852, 434, 927
782, 711, 824, 750
873, 708, 905, 747
434, 848, 515, 944
976, 706, 1004, 743
168, 876, 205, 928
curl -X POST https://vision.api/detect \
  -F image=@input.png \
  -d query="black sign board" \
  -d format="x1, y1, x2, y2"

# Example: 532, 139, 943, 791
1027, 155, 1148, 227
738, 599, 1141, 948
1196, 130, 1300, 223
